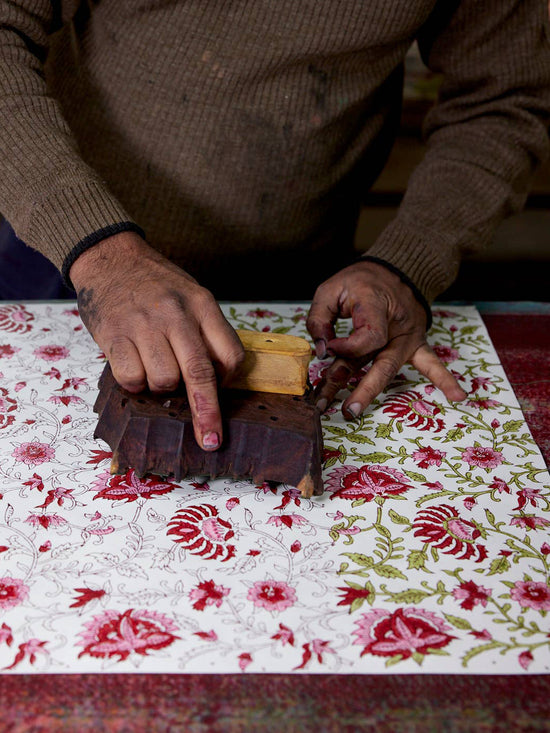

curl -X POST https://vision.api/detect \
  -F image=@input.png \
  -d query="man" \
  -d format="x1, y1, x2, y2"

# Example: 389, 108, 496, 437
0, 1, 549, 451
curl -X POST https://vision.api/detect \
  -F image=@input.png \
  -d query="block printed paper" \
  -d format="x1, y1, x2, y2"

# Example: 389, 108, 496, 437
0, 302, 549, 675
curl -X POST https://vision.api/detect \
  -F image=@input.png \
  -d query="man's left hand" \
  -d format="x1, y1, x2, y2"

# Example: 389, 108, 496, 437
306, 260, 467, 417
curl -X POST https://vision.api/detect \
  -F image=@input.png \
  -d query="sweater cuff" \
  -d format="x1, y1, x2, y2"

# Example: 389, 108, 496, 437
365, 218, 461, 304
61, 221, 146, 289
23, 177, 142, 274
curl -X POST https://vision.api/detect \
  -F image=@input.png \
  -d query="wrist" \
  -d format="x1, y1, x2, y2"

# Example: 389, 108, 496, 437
69, 230, 148, 291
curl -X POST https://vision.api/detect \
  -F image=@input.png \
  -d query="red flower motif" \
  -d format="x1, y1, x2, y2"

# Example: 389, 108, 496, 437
25, 513, 67, 530
0, 577, 30, 610
92, 469, 177, 503
0, 623, 13, 646
12, 441, 55, 466
326, 464, 412, 502
0, 387, 17, 430
70, 587, 107, 609
77, 608, 180, 661
267, 513, 308, 529
238, 652, 253, 671
0, 304, 34, 333
294, 639, 336, 670
510, 581, 550, 611
271, 623, 295, 646
167, 504, 236, 562
452, 580, 491, 610
519, 650, 534, 671
189, 579, 230, 611
3, 639, 48, 670
489, 478, 511, 494
510, 515, 550, 531
0, 344, 18, 359
411, 446, 446, 468
353, 607, 455, 660
514, 487, 542, 511
33, 344, 70, 362
247, 579, 296, 612
382, 390, 445, 432
412, 504, 487, 563
432, 345, 460, 363
462, 446, 504, 470
246, 309, 276, 318
337, 584, 371, 610
86, 449, 113, 465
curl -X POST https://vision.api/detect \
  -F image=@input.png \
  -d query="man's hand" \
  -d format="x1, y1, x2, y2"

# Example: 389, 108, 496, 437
70, 232, 244, 450
306, 260, 467, 417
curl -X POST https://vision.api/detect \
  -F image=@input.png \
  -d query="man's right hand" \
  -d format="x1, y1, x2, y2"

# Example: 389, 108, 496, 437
70, 231, 245, 451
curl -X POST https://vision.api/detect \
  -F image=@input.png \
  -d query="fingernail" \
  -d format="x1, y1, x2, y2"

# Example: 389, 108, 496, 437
203, 432, 220, 450
316, 397, 328, 413
315, 339, 327, 359
346, 402, 363, 419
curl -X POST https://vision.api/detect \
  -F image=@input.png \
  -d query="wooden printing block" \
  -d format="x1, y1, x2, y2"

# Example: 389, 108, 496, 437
93, 363, 324, 497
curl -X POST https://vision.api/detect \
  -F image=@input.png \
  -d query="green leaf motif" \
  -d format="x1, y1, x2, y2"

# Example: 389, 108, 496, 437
487, 556, 511, 576
502, 420, 524, 433
387, 589, 431, 604
404, 470, 427, 483
373, 564, 408, 580
444, 613, 472, 630
407, 549, 427, 570
461, 641, 503, 668
343, 553, 375, 569
376, 423, 393, 439
347, 434, 376, 445
444, 427, 464, 442
388, 509, 411, 526
352, 451, 393, 464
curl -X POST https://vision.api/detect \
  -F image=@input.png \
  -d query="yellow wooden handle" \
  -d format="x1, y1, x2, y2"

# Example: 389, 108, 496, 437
227, 329, 312, 395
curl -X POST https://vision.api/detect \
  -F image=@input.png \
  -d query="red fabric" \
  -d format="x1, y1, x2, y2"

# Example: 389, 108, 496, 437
1, 312, 549, 730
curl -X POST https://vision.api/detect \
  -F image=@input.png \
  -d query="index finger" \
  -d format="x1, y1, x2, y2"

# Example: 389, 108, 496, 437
170, 328, 223, 451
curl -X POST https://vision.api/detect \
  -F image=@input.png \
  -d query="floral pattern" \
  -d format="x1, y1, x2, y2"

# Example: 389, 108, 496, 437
0, 302, 549, 674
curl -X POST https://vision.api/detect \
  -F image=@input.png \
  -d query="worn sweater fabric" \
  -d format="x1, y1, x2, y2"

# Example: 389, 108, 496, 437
0, 1, 549, 301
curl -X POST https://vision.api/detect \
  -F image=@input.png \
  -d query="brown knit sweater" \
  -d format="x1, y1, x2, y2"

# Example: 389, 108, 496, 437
0, 1, 549, 301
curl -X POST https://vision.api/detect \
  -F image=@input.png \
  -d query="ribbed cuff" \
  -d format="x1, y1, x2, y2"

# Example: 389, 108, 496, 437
358, 255, 433, 331
365, 218, 461, 304
61, 221, 146, 289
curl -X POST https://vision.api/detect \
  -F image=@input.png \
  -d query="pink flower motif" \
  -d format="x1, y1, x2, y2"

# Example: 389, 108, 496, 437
92, 469, 177, 503
326, 464, 412, 502
463, 496, 476, 511
48, 395, 84, 406
308, 360, 330, 388
0, 577, 30, 610
247, 580, 296, 612
382, 390, 445, 432
489, 478, 511, 494
0, 623, 13, 646
0, 387, 17, 430
267, 514, 308, 529
238, 652, 253, 671
25, 513, 67, 530
353, 607, 455, 660
519, 650, 534, 671
0, 304, 34, 333
226, 497, 240, 511
246, 309, 276, 318
167, 504, 236, 562
469, 629, 493, 641
470, 376, 493, 393
294, 639, 337, 670
540, 543, 550, 555
412, 446, 446, 468
189, 579, 230, 611
462, 446, 504, 470
466, 398, 501, 410
432, 345, 460, 363
510, 515, 550, 531
510, 581, 550, 611
514, 487, 542, 511
0, 344, 18, 359
271, 623, 295, 646
77, 608, 179, 661
33, 344, 70, 362
290, 541, 301, 552
12, 441, 55, 466
452, 581, 491, 610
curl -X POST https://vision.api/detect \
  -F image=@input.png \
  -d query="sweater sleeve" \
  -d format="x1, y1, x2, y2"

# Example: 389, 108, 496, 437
0, 1, 141, 276
365, 0, 550, 303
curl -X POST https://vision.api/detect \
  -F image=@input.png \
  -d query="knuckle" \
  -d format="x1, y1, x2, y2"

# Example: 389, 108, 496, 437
184, 355, 216, 385
148, 375, 180, 393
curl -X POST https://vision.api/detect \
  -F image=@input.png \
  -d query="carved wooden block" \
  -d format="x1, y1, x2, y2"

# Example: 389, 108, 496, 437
93, 364, 324, 497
